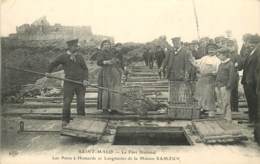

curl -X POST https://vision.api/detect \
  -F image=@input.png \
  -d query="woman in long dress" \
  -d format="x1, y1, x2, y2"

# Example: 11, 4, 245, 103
97, 40, 123, 113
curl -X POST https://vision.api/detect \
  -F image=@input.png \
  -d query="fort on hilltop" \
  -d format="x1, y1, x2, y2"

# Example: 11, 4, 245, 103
9, 16, 113, 44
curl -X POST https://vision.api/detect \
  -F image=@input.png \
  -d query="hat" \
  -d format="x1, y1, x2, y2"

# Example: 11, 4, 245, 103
171, 37, 181, 42
214, 36, 225, 42
248, 35, 260, 44
208, 39, 215, 44
242, 33, 253, 42
114, 43, 122, 47
206, 43, 218, 50
225, 39, 235, 46
101, 40, 111, 48
66, 39, 79, 47
200, 37, 210, 42
191, 40, 199, 44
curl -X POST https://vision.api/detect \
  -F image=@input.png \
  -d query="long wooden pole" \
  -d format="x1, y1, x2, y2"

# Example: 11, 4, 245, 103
192, 0, 200, 40
5, 65, 122, 94
5, 66, 159, 104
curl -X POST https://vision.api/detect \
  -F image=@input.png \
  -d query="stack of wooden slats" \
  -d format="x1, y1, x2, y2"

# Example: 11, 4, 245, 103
61, 117, 108, 141
192, 118, 247, 144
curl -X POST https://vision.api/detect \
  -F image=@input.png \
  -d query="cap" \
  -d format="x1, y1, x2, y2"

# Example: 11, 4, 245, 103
171, 37, 181, 42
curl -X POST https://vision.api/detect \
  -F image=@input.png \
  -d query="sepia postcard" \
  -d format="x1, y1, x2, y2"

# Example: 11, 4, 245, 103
1, 0, 260, 163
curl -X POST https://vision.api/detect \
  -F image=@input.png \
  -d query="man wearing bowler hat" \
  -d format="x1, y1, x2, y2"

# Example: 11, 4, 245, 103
161, 37, 194, 105
46, 39, 89, 127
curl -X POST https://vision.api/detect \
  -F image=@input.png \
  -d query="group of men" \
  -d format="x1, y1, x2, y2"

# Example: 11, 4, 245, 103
153, 34, 260, 144
143, 45, 166, 77
46, 33, 260, 145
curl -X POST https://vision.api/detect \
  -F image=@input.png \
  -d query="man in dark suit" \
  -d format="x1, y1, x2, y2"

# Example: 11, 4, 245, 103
143, 47, 149, 66
237, 36, 259, 124
148, 48, 155, 69
254, 43, 260, 145
154, 45, 166, 79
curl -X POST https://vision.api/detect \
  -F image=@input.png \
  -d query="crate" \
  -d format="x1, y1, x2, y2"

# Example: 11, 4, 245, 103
168, 103, 200, 120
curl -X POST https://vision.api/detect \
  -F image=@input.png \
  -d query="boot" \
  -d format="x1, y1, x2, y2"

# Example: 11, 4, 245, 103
62, 121, 69, 128
254, 123, 260, 145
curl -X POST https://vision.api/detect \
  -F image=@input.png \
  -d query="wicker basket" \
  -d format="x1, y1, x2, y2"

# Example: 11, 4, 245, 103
169, 81, 193, 105
168, 103, 200, 120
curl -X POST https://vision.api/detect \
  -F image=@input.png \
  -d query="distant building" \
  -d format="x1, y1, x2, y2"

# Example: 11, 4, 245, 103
11, 16, 114, 46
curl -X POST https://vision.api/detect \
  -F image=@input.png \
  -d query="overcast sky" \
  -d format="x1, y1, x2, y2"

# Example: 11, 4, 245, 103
1, 0, 260, 44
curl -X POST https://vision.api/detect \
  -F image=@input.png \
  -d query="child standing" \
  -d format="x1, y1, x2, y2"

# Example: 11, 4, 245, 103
215, 48, 237, 121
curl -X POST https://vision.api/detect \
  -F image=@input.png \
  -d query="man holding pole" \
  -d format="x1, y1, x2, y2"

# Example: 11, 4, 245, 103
46, 39, 89, 127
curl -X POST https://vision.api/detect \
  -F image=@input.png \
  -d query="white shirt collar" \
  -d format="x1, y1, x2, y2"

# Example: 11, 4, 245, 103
221, 58, 230, 64
66, 50, 72, 55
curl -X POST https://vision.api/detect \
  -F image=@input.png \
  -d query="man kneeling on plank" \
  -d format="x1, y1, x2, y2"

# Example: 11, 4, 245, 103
46, 39, 89, 127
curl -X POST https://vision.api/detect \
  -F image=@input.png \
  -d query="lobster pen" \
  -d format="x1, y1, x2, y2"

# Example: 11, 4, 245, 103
168, 81, 200, 119
122, 85, 167, 116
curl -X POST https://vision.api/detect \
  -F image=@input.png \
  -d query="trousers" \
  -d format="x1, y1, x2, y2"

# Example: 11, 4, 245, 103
216, 86, 232, 121
63, 82, 86, 123
230, 79, 239, 111
243, 83, 257, 123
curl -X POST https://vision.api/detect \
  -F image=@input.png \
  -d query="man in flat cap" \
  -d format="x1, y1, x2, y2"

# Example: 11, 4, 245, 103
46, 39, 89, 127
215, 47, 237, 121
223, 39, 239, 113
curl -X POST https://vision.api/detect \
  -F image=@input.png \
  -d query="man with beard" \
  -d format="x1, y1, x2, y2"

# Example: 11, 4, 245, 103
237, 35, 260, 124
161, 37, 194, 105
237, 35, 260, 145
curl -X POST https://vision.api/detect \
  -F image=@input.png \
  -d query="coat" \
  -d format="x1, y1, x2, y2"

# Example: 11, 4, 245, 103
240, 47, 259, 85
216, 60, 236, 89
96, 49, 123, 111
154, 49, 166, 68
162, 47, 194, 81
48, 51, 88, 81
255, 45, 260, 144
